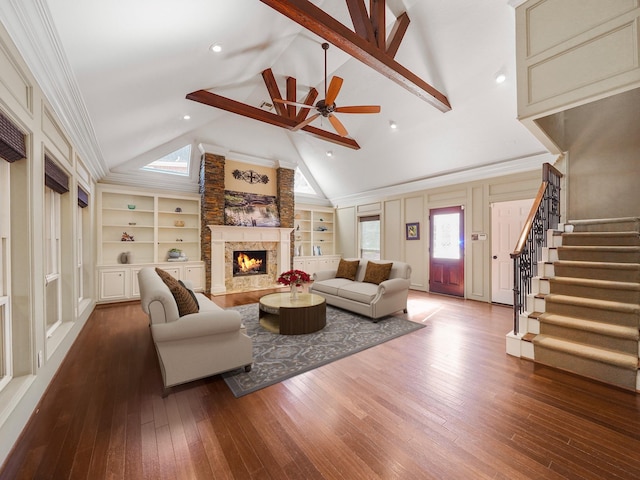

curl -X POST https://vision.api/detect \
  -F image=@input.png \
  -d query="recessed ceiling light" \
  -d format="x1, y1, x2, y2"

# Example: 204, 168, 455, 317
183, 115, 191, 120
495, 73, 506, 84
389, 121, 398, 129
326, 150, 333, 157
210, 43, 222, 53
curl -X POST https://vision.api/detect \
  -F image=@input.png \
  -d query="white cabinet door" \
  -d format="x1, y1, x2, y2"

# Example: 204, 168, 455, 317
184, 264, 204, 291
100, 269, 127, 300
131, 267, 142, 298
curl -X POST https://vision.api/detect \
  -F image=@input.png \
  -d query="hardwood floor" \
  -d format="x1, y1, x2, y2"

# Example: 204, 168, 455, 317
2, 289, 640, 479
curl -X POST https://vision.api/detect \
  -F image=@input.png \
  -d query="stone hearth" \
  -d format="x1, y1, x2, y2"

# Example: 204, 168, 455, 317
209, 225, 293, 295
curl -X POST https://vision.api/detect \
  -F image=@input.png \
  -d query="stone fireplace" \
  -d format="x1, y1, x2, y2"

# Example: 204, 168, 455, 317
209, 225, 293, 295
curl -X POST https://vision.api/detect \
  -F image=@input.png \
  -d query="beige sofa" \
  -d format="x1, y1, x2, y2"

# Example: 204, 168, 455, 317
138, 267, 252, 389
309, 259, 411, 321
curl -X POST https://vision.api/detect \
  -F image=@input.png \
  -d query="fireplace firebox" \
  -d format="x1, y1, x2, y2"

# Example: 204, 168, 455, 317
233, 250, 268, 276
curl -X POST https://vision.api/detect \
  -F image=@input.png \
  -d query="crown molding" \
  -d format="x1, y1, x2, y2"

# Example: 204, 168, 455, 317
329, 152, 555, 207
0, 0, 107, 179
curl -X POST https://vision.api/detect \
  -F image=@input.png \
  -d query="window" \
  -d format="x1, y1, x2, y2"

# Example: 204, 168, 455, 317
141, 145, 191, 176
0, 160, 11, 390
45, 187, 62, 335
294, 167, 317, 195
359, 215, 380, 260
77, 204, 83, 302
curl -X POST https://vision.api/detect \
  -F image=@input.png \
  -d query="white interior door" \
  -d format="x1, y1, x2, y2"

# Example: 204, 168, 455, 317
491, 199, 534, 304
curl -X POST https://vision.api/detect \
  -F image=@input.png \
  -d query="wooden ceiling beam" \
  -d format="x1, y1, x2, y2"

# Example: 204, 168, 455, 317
286, 76, 297, 118
386, 12, 410, 59
186, 89, 360, 149
259, 0, 451, 112
345, 0, 375, 42
370, 0, 386, 50
261, 68, 288, 117
294, 87, 318, 124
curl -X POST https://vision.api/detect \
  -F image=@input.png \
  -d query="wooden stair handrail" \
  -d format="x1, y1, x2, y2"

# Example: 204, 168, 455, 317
511, 163, 563, 258
511, 182, 547, 258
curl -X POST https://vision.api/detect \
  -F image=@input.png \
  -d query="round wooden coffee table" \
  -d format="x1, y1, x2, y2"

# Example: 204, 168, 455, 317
259, 293, 326, 335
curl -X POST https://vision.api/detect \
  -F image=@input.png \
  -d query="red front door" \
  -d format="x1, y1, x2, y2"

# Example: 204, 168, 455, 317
429, 206, 464, 297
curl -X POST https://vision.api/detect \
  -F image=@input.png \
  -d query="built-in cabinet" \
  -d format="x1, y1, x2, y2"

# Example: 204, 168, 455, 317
293, 205, 340, 275
97, 185, 204, 302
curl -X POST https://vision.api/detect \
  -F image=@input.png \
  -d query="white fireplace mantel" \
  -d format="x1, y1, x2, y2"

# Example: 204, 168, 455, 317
208, 225, 293, 294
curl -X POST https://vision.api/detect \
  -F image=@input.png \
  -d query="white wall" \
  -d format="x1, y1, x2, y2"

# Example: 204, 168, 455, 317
0, 21, 96, 467
337, 169, 543, 301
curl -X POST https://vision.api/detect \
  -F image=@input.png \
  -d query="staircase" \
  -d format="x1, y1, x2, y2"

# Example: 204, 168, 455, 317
532, 218, 640, 391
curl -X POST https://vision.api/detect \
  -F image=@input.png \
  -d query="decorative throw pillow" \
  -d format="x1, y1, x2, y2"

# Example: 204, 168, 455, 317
362, 262, 393, 285
170, 282, 199, 316
156, 268, 198, 316
335, 259, 359, 281
155, 267, 180, 290
179, 280, 199, 309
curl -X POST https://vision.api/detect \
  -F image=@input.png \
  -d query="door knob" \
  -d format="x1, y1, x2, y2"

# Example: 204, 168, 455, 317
492, 255, 498, 259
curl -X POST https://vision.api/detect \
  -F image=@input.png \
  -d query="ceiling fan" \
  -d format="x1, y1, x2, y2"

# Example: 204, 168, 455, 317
274, 43, 380, 137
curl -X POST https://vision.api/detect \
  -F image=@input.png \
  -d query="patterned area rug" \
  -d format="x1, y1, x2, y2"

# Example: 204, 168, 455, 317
222, 303, 425, 397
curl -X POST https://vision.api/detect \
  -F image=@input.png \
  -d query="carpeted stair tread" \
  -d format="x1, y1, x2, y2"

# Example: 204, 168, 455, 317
549, 277, 640, 303
561, 231, 640, 246
545, 294, 640, 314
550, 276, 640, 291
557, 246, 640, 263
533, 335, 638, 370
538, 313, 639, 340
553, 261, 640, 282
570, 217, 640, 233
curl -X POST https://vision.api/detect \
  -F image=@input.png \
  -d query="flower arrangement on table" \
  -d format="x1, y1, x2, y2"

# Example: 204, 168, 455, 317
277, 269, 311, 300
277, 269, 311, 286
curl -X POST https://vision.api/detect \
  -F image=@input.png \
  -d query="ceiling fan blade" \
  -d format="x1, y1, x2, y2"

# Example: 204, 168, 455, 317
325, 76, 344, 105
328, 114, 349, 137
273, 98, 315, 109
334, 105, 381, 114
292, 113, 320, 132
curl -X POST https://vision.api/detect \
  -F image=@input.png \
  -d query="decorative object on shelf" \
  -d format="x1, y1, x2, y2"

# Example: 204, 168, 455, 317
175, 207, 182, 212
313, 245, 322, 256
118, 251, 131, 264
168, 248, 182, 259
316, 225, 328, 231
176, 238, 183, 242
128, 222, 136, 226
174, 220, 185, 227
127, 204, 136, 210
277, 269, 311, 300
121, 232, 134, 241
405, 222, 420, 240
232, 168, 270, 184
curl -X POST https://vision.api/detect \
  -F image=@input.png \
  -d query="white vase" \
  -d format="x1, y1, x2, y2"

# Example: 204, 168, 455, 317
290, 284, 298, 300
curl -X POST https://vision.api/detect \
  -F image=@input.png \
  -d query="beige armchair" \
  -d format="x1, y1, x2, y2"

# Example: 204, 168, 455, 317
138, 267, 252, 389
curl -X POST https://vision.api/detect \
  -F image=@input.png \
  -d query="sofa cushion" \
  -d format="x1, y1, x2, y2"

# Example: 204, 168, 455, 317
155, 267, 180, 289
363, 262, 393, 285
311, 277, 355, 296
338, 282, 379, 304
179, 280, 199, 309
169, 282, 199, 316
156, 268, 199, 317
335, 259, 360, 280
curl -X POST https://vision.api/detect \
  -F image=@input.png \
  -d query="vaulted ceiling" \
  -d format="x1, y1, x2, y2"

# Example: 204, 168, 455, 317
0, 0, 551, 205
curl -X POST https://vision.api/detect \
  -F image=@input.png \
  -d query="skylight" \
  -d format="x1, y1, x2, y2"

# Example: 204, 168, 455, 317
141, 145, 191, 176
294, 167, 316, 195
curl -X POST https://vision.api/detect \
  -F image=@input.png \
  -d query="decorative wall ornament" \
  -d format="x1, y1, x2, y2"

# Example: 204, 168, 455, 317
232, 169, 270, 185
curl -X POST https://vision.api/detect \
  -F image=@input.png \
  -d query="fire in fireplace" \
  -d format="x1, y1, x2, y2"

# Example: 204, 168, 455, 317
233, 250, 268, 276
